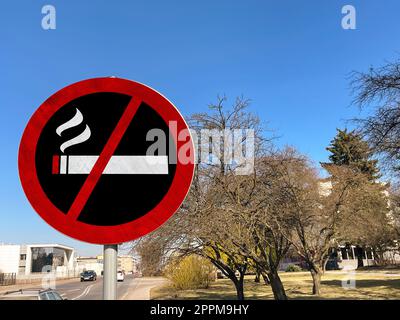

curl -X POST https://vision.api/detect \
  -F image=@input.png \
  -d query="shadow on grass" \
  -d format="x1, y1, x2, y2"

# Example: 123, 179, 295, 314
152, 279, 270, 300
152, 276, 400, 300
319, 279, 400, 300
322, 279, 400, 289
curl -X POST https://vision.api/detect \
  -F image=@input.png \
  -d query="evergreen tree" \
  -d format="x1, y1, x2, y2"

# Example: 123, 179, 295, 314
323, 128, 380, 180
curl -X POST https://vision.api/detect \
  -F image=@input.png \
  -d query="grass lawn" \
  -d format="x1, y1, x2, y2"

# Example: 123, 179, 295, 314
150, 270, 400, 300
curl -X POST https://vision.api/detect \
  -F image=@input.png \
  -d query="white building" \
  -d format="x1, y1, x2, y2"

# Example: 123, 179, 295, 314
94, 254, 138, 274
330, 245, 376, 270
0, 244, 75, 277
76, 256, 103, 275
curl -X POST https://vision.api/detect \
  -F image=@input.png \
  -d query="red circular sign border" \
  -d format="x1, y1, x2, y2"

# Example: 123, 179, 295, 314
18, 77, 194, 244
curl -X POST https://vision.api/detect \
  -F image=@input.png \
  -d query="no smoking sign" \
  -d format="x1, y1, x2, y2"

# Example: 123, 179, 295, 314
18, 78, 195, 244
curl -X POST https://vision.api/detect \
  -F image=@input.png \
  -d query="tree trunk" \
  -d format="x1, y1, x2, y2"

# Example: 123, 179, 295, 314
254, 270, 260, 283
355, 246, 364, 269
261, 272, 270, 285
310, 267, 322, 295
268, 270, 287, 300
232, 277, 245, 300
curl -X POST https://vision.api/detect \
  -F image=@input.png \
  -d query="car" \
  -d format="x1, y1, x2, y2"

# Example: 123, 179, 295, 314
80, 270, 97, 282
117, 271, 125, 282
0, 289, 64, 300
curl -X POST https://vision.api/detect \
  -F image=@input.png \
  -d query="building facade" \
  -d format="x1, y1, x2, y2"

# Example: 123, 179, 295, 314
117, 255, 137, 274
95, 254, 137, 274
327, 245, 376, 270
0, 244, 75, 277
76, 256, 103, 275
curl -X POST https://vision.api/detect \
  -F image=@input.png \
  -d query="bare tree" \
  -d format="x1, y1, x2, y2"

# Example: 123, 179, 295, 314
351, 60, 400, 174
337, 179, 394, 265
130, 97, 267, 300
188, 96, 275, 299
266, 148, 383, 295
217, 156, 292, 300
135, 237, 167, 276
187, 97, 293, 299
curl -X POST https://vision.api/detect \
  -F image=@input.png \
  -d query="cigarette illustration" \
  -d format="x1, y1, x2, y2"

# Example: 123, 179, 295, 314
52, 155, 168, 175
53, 108, 168, 175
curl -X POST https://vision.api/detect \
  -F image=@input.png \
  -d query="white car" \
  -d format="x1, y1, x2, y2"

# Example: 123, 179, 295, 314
117, 271, 125, 282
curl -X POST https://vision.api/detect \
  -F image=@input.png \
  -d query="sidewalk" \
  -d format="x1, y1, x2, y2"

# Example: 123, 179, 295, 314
0, 277, 79, 295
121, 277, 168, 300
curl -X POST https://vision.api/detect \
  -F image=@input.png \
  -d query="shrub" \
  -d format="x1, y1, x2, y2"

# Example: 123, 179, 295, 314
285, 264, 302, 272
164, 255, 215, 290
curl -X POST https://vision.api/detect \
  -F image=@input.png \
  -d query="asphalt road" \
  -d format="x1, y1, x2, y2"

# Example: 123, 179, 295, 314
56, 276, 166, 300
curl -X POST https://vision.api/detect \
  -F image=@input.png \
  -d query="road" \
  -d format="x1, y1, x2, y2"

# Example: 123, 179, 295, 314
55, 276, 166, 300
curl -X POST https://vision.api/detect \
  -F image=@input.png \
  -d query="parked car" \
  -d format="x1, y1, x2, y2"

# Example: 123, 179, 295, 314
0, 289, 64, 300
117, 271, 125, 282
80, 270, 97, 282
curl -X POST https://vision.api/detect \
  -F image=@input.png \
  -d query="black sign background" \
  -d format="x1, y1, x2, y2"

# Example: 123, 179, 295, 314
36, 92, 176, 226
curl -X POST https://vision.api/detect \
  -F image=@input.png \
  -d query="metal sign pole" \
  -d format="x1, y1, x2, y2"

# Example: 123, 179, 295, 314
103, 244, 118, 300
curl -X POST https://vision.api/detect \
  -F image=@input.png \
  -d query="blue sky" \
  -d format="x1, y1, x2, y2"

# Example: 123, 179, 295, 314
1, 1, 400, 256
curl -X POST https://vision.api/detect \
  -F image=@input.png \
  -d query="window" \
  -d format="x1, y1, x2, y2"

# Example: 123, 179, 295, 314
20, 254, 26, 261
340, 248, 348, 260
328, 248, 338, 258
362, 248, 367, 259
31, 247, 65, 273
347, 247, 354, 260
45, 292, 62, 300
366, 248, 373, 259
39, 293, 48, 300
51, 292, 63, 300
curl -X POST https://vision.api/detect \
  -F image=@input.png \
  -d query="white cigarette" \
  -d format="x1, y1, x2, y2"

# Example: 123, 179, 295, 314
53, 155, 169, 175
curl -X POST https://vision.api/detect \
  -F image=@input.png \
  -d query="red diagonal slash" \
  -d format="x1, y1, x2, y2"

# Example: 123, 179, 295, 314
67, 96, 142, 221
